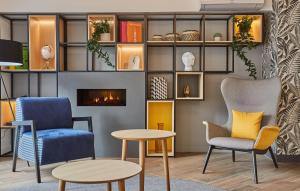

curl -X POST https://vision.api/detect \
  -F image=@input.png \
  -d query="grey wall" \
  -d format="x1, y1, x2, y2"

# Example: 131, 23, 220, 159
58, 72, 145, 157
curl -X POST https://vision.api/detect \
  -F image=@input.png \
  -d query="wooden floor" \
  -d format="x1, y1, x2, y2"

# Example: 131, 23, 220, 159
0, 152, 300, 191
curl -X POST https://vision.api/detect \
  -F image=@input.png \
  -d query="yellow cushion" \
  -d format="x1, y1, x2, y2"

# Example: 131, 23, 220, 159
254, 126, 280, 150
231, 110, 263, 140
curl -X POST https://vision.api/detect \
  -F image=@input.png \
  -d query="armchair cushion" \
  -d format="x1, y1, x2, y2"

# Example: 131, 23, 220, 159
18, 128, 94, 165
208, 137, 255, 150
254, 125, 280, 150
16, 97, 73, 134
231, 110, 264, 140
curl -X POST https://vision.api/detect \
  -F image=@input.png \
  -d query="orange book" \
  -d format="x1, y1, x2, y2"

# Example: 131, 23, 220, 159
127, 22, 142, 42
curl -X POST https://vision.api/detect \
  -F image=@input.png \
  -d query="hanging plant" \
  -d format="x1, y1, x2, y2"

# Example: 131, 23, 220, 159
232, 16, 257, 79
87, 20, 114, 68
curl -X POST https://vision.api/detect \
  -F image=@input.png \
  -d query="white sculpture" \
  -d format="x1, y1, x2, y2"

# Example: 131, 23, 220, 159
41, 45, 54, 69
182, 52, 195, 71
129, 55, 140, 70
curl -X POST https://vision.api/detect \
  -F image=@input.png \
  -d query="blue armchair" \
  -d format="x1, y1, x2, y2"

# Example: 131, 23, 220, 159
12, 97, 95, 183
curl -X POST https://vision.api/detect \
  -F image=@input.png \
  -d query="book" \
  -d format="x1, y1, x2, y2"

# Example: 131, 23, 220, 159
120, 21, 127, 42
127, 22, 142, 43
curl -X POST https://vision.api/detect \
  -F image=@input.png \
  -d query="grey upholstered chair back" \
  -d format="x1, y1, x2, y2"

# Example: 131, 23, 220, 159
221, 77, 281, 132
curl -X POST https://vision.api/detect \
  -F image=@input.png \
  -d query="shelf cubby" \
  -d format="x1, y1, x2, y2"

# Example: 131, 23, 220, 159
176, 47, 201, 72
175, 72, 204, 100
88, 15, 116, 42
234, 15, 263, 43
204, 47, 233, 72
92, 47, 116, 71
147, 100, 174, 156
204, 15, 231, 42
148, 47, 173, 72
147, 73, 173, 100
0, 100, 16, 128
176, 14, 203, 42
29, 15, 57, 71
147, 15, 174, 42
117, 44, 144, 71
118, 14, 144, 43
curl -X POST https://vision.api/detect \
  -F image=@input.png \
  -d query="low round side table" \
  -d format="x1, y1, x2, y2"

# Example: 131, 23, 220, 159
111, 129, 176, 191
52, 160, 142, 191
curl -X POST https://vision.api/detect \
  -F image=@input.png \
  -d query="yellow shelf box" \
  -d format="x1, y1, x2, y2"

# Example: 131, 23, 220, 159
0, 100, 16, 128
147, 100, 174, 156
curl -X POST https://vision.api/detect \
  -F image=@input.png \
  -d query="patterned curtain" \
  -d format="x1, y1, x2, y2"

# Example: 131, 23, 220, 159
264, 0, 300, 155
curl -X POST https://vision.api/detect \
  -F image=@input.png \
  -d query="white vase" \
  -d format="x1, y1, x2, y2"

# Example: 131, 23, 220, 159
100, 33, 111, 41
214, 36, 222, 41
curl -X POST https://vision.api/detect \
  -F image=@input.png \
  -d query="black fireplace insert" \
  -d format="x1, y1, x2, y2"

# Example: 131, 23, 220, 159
77, 89, 126, 106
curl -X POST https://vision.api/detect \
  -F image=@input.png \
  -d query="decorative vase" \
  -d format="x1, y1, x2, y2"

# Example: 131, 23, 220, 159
184, 84, 191, 97
150, 77, 168, 99
214, 36, 222, 41
100, 33, 111, 41
155, 123, 164, 153
182, 52, 195, 71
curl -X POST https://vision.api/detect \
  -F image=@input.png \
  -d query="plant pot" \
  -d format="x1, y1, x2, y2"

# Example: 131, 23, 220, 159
100, 33, 111, 41
214, 36, 222, 41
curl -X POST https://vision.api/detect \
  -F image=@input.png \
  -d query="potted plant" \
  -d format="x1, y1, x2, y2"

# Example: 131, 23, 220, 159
213, 33, 222, 41
232, 16, 257, 79
87, 20, 113, 68
92, 20, 111, 42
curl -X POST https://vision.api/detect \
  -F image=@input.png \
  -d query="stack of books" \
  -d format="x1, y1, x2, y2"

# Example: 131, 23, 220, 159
119, 21, 143, 42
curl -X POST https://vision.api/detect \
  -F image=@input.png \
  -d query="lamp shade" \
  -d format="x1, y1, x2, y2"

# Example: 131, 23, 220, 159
0, 39, 23, 66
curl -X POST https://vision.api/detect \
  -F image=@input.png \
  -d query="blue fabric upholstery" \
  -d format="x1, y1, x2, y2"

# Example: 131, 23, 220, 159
18, 129, 94, 165
16, 97, 73, 134
15, 97, 95, 166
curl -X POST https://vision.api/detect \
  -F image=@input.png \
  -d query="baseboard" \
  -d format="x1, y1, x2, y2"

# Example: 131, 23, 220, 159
276, 154, 300, 162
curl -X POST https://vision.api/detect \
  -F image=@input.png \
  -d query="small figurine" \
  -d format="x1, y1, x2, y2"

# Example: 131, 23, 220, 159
183, 84, 191, 97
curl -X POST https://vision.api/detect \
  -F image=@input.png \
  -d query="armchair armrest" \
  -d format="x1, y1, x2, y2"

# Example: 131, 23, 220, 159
72, 117, 93, 132
203, 121, 229, 142
254, 125, 280, 151
12, 120, 34, 127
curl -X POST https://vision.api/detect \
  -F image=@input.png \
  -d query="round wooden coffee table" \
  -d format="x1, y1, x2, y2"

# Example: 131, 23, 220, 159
52, 160, 142, 191
111, 129, 176, 191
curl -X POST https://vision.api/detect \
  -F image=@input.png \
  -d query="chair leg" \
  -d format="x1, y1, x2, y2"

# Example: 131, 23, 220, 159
232, 150, 235, 162
252, 151, 258, 184
202, 145, 214, 174
12, 128, 20, 172
32, 131, 41, 183
268, 147, 278, 168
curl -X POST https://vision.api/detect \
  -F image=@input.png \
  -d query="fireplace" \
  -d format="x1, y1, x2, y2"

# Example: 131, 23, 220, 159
77, 89, 126, 106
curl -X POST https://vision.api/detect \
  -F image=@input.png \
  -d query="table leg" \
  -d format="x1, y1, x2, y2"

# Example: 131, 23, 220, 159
118, 180, 126, 191
107, 182, 112, 191
162, 139, 170, 191
122, 139, 128, 161
58, 180, 66, 191
139, 140, 145, 191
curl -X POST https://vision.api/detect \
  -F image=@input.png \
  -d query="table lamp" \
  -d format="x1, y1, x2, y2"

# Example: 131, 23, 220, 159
0, 39, 23, 121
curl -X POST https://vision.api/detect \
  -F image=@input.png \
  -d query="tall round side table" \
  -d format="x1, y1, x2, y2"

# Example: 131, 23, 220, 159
111, 129, 176, 191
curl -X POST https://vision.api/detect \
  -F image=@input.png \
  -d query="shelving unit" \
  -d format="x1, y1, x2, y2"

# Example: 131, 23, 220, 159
147, 100, 174, 156
0, 12, 263, 157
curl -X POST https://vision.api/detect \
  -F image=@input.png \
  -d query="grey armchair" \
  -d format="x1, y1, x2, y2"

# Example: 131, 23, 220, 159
202, 77, 281, 184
